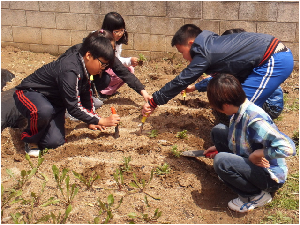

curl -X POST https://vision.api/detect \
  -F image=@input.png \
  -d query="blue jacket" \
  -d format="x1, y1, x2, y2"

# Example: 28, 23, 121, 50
153, 30, 277, 106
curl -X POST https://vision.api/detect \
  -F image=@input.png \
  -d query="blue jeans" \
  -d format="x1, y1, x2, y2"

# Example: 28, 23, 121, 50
211, 124, 283, 198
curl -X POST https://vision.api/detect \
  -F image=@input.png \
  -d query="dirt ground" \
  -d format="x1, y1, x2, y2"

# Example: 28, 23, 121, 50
1, 46, 299, 224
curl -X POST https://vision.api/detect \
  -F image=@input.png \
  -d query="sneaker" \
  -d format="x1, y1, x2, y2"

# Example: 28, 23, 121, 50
228, 191, 272, 213
25, 142, 41, 158
65, 111, 79, 121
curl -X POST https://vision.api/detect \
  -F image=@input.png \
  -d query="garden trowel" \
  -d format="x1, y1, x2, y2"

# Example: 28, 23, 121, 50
138, 114, 148, 135
182, 150, 218, 158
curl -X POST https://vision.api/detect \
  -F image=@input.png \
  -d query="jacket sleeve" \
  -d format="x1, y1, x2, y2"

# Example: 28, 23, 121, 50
111, 57, 145, 94
247, 119, 296, 160
152, 54, 210, 105
115, 44, 132, 67
59, 70, 100, 125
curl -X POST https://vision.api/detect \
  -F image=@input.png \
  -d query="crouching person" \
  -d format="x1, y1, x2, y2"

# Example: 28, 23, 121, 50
13, 32, 120, 157
204, 74, 296, 213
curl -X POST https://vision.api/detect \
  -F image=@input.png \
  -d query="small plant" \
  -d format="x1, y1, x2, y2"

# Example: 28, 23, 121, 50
73, 171, 100, 190
52, 165, 79, 205
94, 194, 123, 224
149, 129, 158, 138
155, 163, 170, 176
49, 204, 73, 224
128, 208, 162, 223
138, 53, 147, 66
170, 145, 181, 158
129, 170, 160, 200
120, 156, 132, 172
113, 168, 125, 190
176, 130, 187, 139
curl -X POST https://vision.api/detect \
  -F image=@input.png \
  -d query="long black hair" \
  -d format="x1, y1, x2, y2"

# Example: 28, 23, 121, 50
101, 12, 128, 45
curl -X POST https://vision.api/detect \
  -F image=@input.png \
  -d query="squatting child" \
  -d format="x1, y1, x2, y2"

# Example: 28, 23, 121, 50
204, 73, 296, 213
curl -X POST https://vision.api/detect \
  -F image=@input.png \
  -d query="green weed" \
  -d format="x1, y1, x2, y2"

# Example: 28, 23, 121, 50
261, 211, 296, 224
170, 145, 181, 158
176, 130, 187, 139
93, 194, 123, 224
128, 208, 162, 223
149, 129, 158, 138
73, 171, 100, 190
155, 163, 170, 175
120, 156, 132, 172
52, 165, 79, 205
138, 53, 147, 62
113, 168, 125, 190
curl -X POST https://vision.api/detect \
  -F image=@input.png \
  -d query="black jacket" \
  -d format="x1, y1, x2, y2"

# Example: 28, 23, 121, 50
60, 43, 145, 95
16, 52, 101, 125
153, 30, 278, 106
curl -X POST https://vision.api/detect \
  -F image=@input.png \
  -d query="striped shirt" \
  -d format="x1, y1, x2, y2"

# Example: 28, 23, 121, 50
228, 99, 296, 183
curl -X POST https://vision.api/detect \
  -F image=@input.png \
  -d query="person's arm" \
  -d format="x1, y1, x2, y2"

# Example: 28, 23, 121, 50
111, 57, 146, 94
115, 44, 132, 67
248, 119, 296, 162
152, 54, 209, 106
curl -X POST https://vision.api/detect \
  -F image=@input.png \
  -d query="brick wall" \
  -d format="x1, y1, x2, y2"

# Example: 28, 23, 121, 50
1, 1, 299, 66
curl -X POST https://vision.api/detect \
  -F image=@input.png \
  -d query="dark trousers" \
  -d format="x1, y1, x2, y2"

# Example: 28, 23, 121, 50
13, 90, 65, 149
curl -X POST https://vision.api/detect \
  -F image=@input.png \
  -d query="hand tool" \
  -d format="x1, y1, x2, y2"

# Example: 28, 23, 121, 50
182, 90, 186, 105
181, 150, 218, 158
138, 114, 148, 135
111, 106, 119, 138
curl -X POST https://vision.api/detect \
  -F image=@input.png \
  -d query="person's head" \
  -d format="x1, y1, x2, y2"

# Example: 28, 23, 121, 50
101, 12, 128, 45
79, 31, 115, 75
171, 24, 202, 62
221, 28, 246, 36
207, 74, 246, 115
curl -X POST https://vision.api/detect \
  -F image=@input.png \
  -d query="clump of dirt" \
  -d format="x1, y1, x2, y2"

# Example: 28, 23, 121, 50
1, 46, 299, 224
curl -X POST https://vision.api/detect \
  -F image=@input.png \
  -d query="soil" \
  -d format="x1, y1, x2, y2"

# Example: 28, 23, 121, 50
1, 46, 299, 224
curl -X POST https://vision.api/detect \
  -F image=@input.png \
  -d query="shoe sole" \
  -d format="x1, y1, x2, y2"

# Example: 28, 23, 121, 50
228, 198, 272, 213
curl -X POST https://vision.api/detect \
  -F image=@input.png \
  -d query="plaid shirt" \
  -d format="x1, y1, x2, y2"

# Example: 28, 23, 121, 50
228, 99, 296, 183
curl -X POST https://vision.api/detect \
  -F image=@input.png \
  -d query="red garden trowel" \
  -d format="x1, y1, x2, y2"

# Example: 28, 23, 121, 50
182, 150, 218, 158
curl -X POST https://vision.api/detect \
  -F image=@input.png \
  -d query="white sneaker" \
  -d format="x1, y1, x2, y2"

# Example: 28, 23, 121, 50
25, 143, 41, 158
228, 191, 272, 213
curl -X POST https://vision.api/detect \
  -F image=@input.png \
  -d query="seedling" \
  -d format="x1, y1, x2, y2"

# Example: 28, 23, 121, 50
129, 170, 160, 200
52, 165, 79, 205
155, 163, 170, 175
128, 208, 162, 223
138, 53, 146, 66
73, 171, 100, 190
113, 168, 125, 191
120, 156, 132, 172
176, 130, 188, 139
170, 145, 181, 158
95, 194, 123, 224
149, 129, 158, 138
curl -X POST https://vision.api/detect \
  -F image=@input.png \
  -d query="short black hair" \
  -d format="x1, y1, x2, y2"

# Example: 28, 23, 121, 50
101, 12, 128, 45
171, 24, 202, 46
222, 28, 246, 36
79, 32, 115, 67
207, 74, 246, 111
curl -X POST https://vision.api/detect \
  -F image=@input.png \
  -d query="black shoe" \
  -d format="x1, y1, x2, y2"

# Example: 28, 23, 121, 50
25, 143, 41, 158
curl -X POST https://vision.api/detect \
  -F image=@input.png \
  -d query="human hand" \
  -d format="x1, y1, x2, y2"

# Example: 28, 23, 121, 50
248, 149, 270, 168
185, 85, 196, 93
203, 146, 218, 159
89, 124, 106, 131
140, 90, 152, 102
98, 114, 120, 127
142, 102, 155, 116
131, 57, 139, 67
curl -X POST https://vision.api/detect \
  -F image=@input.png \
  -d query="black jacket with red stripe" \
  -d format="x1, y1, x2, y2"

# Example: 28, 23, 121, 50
15, 52, 101, 125
153, 30, 279, 106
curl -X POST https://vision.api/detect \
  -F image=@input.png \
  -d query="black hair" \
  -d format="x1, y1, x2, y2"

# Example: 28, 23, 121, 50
207, 74, 246, 111
101, 12, 128, 45
171, 24, 202, 46
79, 32, 115, 67
222, 28, 246, 36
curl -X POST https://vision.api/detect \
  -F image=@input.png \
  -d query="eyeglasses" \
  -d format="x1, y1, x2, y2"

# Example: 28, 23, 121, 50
113, 29, 125, 35
97, 58, 109, 69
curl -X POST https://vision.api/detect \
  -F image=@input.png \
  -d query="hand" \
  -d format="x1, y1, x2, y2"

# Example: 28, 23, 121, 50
98, 114, 120, 127
203, 146, 218, 159
142, 102, 155, 116
248, 149, 270, 168
140, 90, 152, 102
131, 57, 139, 67
185, 85, 196, 93
89, 124, 106, 131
